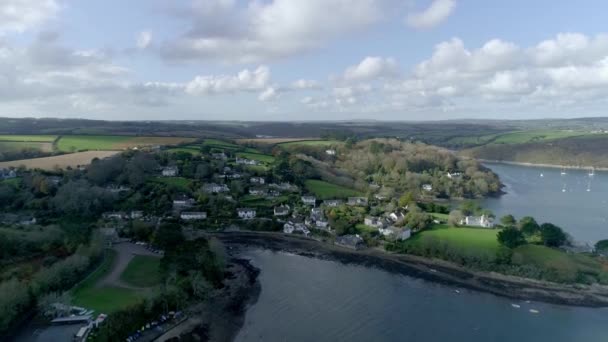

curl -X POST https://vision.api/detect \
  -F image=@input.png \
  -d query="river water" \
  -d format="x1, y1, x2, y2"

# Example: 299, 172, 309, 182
482, 163, 608, 244
236, 249, 608, 342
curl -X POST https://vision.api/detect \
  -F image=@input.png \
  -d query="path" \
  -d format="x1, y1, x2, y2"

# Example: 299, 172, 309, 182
97, 242, 160, 290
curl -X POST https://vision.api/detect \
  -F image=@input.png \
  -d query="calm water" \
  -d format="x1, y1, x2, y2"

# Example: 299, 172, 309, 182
236, 249, 608, 342
482, 163, 608, 244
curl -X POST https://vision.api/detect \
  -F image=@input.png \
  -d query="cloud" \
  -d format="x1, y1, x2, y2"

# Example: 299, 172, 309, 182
136, 31, 153, 49
291, 79, 320, 89
184, 66, 270, 95
406, 0, 455, 30
0, 0, 60, 35
342, 56, 400, 82
258, 87, 278, 101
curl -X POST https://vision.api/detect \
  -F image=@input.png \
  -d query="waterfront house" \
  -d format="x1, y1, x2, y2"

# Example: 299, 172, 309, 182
283, 221, 310, 235
335, 234, 365, 250
460, 215, 495, 228
274, 205, 290, 216
378, 226, 395, 237
250, 177, 265, 184
301, 195, 317, 206
237, 208, 256, 219
161, 166, 179, 177
398, 228, 412, 240
323, 199, 343, 207
180, 212, 207, 221
347, 197, 368, 206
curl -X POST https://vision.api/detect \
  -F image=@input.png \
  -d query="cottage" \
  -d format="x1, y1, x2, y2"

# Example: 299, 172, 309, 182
0, 168, 16, 180
460, 215, 495, 228
173, 196, 195, 209
325, 149, 336, 156
19, 216, 37, 226
102, 212, 126, 220
249, 188, 268, 196
301, 196, 317, 206
269, 182, 297, 191
267, 190, 280, 197
323, 199, 343, 207
99, 227, 118, 245
161, 166, 179, 177
274, 205, 290, 216
422, 184, 433, 191
237, 208, 256, 219
447, 172, 462, 179
226, 173, 242, 179
48, 176, 62, 185
335, 234, 365, 250
311, 207, 323, 219
202, 183, 230, 193
398, 228, 412, 241
180, 212, 207, 221
364, 216, 385, 228
236, 157, 259, 165
106, 184, 131, 193
389, 212, 405, 222
211, 152, 227, 160
250, 177, 265, 184
378, 226, 395, 237
315, 218, 330, 230
130, 211, 144, 219
374, 193, 388, 201
347, 197, 368, 206
283, 222, 310, 235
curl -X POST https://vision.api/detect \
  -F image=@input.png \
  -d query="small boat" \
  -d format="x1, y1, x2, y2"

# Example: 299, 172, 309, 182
529, 309, 540, 314
562, 188, 566, 193
561, 167, 567, 175
540, 173, 544, 178
454, 290, 460, 294
589, 167, 595, 176
525, 300, 531, 303
511, 304, 520, 308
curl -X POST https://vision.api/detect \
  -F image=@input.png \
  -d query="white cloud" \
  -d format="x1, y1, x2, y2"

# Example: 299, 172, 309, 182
0, 0, 60, 35
342, 56, 399, 82
291, 79, 320, 89
136, 31, 153, 49
259, 87, 278, 101
185, 66, 270, 95
406, 0, 455, 30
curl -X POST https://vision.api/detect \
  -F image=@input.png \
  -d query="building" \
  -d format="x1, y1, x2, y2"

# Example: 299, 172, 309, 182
389, 212, 405, 222
249, 188, 268, 196
274, 205, 290, 216
267, 190, 280, 197
226, 173, 242, 179
347, 197, 368, 206
202, 183, 230, 193
374, 193, 388, 201
315, 218, 330, 230
237, 208, 256, 219
460, 215, 495, 228
325, 149, 336, 155
447, 172, 462, 179
378, 226, 395, 237
212, 152, 227, 160
0, 168, 16, 179
106, 184, 131, 193
335, 234, 365, 250
323, 199, 343, 207
422, 184, 433, 191
364, 216, 386, 228
130, 211, 144, 219
398, 228, 412, 241
236, 157, 259, 165
250, 177, 265, 184
301, 196, 317, 206
102, 212, 126, 220
181, 212, 207, 220
173, 196, 195, 209
161, 166, 179, 177
283, 221, 310, 235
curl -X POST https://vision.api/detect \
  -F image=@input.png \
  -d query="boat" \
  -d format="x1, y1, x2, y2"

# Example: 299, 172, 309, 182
589, 167, 595, 176
561, 167, 567, 175
454, 290, 460, 294
540, 173, 544, 178
529, 309, 540, 314
511, 304, 520, 308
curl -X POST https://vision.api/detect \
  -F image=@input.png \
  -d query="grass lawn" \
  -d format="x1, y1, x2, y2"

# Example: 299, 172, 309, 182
278, 140, 340, 147
430, 212, 449, 221
0, 135, 57, 142
57, 135, 196, 152
201, 139, 240, 150
407, 225, 501, 259
0, 141, 53, 152
304, 179, 362, 199
150, 177, 192, 191
71, 250, 144, 313
236, 152, 275, 164
1, 177, 22, 187
119, 255, 161, 287
240, 195, 289, 208
491, 130, 589, 144
166, 147, 201, 155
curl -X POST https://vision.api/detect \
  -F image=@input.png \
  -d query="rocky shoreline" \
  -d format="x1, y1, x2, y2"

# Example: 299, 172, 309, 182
214, 231, 608, 308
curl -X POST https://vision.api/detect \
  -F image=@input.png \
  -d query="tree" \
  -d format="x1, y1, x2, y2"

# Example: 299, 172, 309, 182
398, 191, 415, 208
540, 223, 567, 247
497, 227, 526, 248
594, 239, 608, 255
448, 210, 464, 226
403, 207, 432, 231
519, 216, 540, 236
500, 214, 516, 227
459, 201, 480, 216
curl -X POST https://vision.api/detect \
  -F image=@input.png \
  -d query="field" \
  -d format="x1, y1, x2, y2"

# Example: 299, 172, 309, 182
235, 152, 275, 164
236, 137, 319, 145
201, 139, 240, 150
304, 179, 362, 199
56, 135, 196, 152
278, 140, 341, 149
240, 195, 289, 208
166, 146, 201, 155
150, 177, 192, 191
0, 141, 53, 152
406, 225, 501, 259
0, 151, 119, 170
72, 251, 143, 313
0, 135, 57, 142
119, 255, 161, 287
490, 130, 588, 144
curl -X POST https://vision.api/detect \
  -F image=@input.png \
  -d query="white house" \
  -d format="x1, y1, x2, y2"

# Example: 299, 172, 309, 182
460, 215, 495, 228
0, 169, 17, 179
250, 177, 265, 184
211, 152, 227, 160
301, 196, 317, 206
226, 173, 242, 179
173, 197, 195, 209
389, 212, 405, 222
347, 197, 368, 206
161, 166, 179, 177
283, 221, 310, 235
364, 216, 385, 228
447, 172, 462, 179
398, 228, 412, 240
274, 205, 290, 216
106, 185, 131, 193
130, 211, 144, 219
102, 212, 126, 220
422, 184, 433, 191
236, 157, 259, 165
378, 226, 396, 237
323, 199, 343, 207
249, 188, 268, 196
237, 208, 256, 219
325, 149, 336, 156
202, 183, 230, 193
181, 212, 207, 220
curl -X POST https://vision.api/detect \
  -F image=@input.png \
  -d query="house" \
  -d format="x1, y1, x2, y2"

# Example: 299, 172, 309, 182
269, 182, 298, 191
347, 197, 368, 206
180, 212, 207, 221
335, 234, 365, 250
236, 157, 259, 165
447, 172, 462, 179
161, 166, 179, 177
48, 176, 62, 185
364, 216, 385, 228
460, 215, 495, 228
378, 226, 396, 237
226, 173, 242, 179
283, 221, 310, 235
323, 199, 343, 207
315, 218, 330, 230
274, 205, 290, 216
19, 216, 37, 226
311, 207, 323, 219
203, 183, 230, 193
102, 212, 126, 220
325, 149, 336, 155
212, 152, 227, 160
267, 190, 280, 197
237, 208, 256, 219
250, 177, 265, 184
249, 188, 268, 196
374, 194, 388, 201
99, 227, 118, 245
398, 228, 412, 241
130, 211, 144, 219
0, 168, 16, 179
422, 184, 433, 191
389, 212, 405, 222
173, 196, 195, 209
106, 184, 131, 193
301, 196, 316, 206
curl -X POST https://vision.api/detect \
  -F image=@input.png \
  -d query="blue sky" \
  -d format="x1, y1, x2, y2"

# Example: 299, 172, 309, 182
1, 0, 608, 121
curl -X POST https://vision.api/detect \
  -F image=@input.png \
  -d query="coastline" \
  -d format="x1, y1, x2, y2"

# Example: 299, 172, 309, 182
214, 231, 608, 308
478, 159, 607, 171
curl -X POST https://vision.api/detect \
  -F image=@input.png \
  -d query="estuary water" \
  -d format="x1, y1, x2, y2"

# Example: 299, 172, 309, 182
482, 162, 608, 244
236, 249, 608, 342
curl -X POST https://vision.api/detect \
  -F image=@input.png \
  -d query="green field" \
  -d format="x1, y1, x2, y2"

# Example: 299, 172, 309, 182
57, 135, 133, 151
240, 195, 289, 208
430, 212, 449, 221
278, 140, 340, 149
0, 141, 52, 152
71, 251, 144, 313
166, 146, 201, 155
119, 255, 161, 287
406, 225, 501, 259
491, 130, 588, 144
0, 135, 57, 142
201, 139, 240, 150
150, 177, 192, 191
236, 152, 275, 164
304, 179, 362, 199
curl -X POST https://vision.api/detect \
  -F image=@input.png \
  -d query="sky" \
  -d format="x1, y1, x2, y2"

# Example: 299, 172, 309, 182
1, 0, 608, 121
